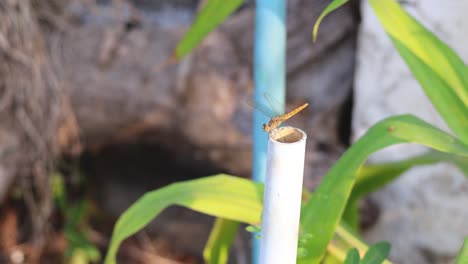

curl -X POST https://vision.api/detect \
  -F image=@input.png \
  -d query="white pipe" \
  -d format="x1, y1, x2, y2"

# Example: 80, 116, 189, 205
259, 126, 307, 264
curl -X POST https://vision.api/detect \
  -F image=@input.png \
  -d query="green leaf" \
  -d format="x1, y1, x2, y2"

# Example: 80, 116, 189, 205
343, 150, 468, 229
455, 236, 468, 264
298, 115, 468, 264
334, 224, 368, 253
68, 249, 92, 264
369, 0, 468, 143
52, 172, 67, 211
342, 199, 359, 231
66, 230, 101, 262
354, 151, 468, 200
104, 175, 263, 264
203, 218, 239, 264
344, 248, 359, 264
361, 242, 391, 264
245, 225, 261, 233
175, 0, 244, 59
322, 252, 342, 264
312, 0, 349, 42
66, 199, 87, 229
328, 224, 392, 264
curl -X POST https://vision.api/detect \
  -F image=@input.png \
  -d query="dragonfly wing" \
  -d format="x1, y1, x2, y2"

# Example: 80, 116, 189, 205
245, 96, 279, 118
264, 92, 285, 116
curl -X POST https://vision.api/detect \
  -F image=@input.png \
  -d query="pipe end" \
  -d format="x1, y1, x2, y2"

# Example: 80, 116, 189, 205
270, 126, 306, 143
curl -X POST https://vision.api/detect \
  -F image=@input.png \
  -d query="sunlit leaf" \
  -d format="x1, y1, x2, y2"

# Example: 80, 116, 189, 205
312, 0, 349, 42
175, 0, 244, 59
104, 175, 263, 264
369, 0, 468, 143
203, 218, 239, 264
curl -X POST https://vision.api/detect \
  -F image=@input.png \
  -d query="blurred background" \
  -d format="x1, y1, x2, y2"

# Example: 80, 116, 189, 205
0, 0, 466, 263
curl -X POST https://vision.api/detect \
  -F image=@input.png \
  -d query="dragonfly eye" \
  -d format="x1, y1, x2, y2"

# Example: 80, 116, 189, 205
262, 124, 267, 130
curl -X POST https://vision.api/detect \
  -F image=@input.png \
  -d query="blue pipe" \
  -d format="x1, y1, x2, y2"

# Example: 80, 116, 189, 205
252, 0, 287, 263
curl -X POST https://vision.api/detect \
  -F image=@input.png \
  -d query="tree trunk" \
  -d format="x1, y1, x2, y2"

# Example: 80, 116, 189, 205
0, 0, 78, 250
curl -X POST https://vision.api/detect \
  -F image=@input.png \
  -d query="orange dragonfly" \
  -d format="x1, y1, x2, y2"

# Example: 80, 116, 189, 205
249, 93, 309, 133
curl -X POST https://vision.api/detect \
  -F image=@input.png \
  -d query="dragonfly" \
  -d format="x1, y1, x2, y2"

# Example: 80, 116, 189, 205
248, 93, 309, 133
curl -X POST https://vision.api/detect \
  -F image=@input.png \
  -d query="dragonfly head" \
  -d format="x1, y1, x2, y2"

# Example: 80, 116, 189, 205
262, 123, 270, 132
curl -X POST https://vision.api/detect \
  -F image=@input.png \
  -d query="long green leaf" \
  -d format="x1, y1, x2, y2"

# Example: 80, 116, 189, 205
104, 175, 263, 264
343, 151, 468, 228
203, 218, 239, 264
175, 0, 243, 59
298, 115, 468, 264
455, 236, 468, 264
312, 0, 349, 42
369, 0, 468, 143
353, 151, 468, 200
